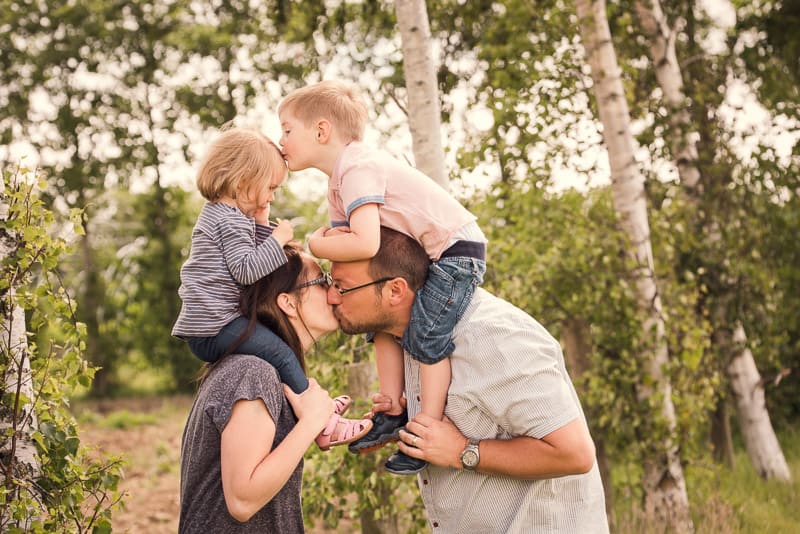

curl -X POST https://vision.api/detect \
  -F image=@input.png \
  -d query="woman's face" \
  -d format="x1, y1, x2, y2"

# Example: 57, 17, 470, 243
295, 256, 339, 338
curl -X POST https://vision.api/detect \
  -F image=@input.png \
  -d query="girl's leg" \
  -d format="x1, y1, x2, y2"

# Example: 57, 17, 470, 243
373, 332, 405, 416
219, 317, 309, 393
420, 358, 450, 421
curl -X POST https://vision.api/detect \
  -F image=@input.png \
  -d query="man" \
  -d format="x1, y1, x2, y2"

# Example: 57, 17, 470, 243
327, 227, 609, 533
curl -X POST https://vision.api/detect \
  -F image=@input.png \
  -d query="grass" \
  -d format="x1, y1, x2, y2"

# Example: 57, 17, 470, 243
611, 427, 800, 533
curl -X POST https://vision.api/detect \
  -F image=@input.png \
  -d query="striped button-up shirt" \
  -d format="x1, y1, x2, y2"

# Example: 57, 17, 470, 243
172, 202, 287, 338
404, 288, 609, 533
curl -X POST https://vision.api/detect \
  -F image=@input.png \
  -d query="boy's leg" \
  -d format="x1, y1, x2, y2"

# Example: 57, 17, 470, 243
347, 333, 409, 454
419, 358, 450, 421
373, 332, 405, 416
218, 317, 310, 393
402, 256, 485, 363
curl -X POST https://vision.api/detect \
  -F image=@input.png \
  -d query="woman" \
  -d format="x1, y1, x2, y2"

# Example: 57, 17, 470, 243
179, 243, 343, 533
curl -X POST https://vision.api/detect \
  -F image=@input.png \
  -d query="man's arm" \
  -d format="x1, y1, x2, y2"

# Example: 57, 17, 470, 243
398, 413, 596, 479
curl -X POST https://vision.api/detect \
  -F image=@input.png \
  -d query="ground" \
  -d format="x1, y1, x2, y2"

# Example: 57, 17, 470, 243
76, 395, 349, 533
76, 395, 191, 534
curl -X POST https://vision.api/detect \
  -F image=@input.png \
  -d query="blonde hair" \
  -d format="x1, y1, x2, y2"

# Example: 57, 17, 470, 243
278, 80, 368, 142
195, 127, 286, 202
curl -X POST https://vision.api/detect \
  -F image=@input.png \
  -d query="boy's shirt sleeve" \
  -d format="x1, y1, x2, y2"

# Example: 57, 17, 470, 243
336, 153, 387, 225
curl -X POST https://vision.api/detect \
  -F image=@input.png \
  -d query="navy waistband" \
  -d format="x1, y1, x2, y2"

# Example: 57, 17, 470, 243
440, 240, 486, 261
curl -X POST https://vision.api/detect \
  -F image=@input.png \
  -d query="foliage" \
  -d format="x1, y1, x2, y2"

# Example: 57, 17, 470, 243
1, 166, 123, 533
300, 334, 427, 532
613, 426, 800, 533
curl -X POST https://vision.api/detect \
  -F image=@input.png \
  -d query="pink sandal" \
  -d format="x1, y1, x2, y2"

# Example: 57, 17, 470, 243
315, 414, 373, 451
333, 395, 351, 416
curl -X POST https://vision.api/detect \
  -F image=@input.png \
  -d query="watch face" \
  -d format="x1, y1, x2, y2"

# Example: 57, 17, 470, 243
463, 450, 479, 468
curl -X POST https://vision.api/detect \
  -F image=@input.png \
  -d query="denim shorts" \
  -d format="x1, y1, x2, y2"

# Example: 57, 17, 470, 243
402, 252, 486, 364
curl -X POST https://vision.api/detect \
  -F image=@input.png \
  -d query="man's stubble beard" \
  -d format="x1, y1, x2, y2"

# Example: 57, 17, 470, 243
333, 305, 394, 336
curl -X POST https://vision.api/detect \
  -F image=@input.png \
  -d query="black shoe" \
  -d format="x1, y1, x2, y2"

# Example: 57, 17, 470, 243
384, 451, 427, 475
347, 411, 408, 454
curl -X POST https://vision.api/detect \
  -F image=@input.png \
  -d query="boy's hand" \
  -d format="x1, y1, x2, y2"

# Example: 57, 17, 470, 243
272, 218, 294, 245
309, 226, 330, 241
324, 226, 352, 236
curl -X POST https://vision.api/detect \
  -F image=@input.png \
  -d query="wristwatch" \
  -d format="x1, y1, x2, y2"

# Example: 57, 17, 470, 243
460, 438, 480, 470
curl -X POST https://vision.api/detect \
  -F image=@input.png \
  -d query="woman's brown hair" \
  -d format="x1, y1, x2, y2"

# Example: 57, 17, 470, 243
198, 242, 308, 382
233, 242, 308, 372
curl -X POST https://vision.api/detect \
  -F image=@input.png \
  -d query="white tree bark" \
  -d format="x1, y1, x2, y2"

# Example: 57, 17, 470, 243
728, 322, 792, 480
1, 179, 41, 528
575, 0, 693, 530
634, 0, 701, 190
394, 0, 448, 188
636, 0, 792, 482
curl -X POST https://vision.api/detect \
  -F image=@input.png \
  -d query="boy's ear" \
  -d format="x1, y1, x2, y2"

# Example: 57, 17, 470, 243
316, 119, 332, 143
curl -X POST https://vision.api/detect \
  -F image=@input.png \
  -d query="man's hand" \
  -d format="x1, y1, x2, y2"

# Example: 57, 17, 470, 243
397, 414, 465, 470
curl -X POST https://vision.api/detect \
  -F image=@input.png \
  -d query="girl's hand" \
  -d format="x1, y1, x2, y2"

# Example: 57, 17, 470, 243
272, 219, 294, 246
253, 204, 271, 226
283, 379, 334, 433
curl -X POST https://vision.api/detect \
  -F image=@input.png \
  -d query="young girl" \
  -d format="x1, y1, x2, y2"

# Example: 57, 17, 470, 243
172, 126, 372, 450
279, 81, 487, 474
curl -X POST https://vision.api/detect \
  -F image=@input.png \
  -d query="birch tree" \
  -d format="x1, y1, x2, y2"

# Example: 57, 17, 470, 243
394, 0, 448, 187
635, 0, 791, 481
1, 171, 40, 530
575, 0, 693, 530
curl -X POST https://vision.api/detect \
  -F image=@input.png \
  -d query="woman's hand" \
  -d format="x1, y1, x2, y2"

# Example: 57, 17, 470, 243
283, 378, 334, 433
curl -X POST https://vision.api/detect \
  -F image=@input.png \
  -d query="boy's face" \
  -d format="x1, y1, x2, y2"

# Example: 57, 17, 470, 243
279, 111, 317, 171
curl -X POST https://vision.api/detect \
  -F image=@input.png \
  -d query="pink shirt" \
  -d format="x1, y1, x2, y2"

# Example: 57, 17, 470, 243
328, 142, 483, 260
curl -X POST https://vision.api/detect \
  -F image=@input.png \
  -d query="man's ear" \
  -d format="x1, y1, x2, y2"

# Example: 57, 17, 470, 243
385, 277, 412, 304
277, 293, 298, 317
316, 119, 332, 143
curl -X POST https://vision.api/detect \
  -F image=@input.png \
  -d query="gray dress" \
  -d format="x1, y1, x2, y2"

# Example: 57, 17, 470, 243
179, 355, 304, 533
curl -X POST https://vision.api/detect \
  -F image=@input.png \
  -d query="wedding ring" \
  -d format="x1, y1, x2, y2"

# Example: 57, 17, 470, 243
412, 436, 419, 447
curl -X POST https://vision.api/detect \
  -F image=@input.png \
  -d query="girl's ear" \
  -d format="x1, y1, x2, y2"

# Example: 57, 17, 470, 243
277, 293, 298, 317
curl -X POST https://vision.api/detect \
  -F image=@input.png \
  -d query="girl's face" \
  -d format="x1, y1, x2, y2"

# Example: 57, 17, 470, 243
295, 257, 339, 339
237, 170, 286, 218
279, 111, 317, 172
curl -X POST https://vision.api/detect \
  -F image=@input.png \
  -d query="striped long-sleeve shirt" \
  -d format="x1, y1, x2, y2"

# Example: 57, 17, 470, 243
404, 288, 609, 533
172, 202, 287, 338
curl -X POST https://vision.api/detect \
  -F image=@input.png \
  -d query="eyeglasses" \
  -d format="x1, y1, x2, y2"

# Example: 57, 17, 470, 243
296, 271, 333, 290
333, 277, 394, 296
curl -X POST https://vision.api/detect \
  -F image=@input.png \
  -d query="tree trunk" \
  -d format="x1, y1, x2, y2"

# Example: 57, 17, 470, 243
636, 0, 792, 482
727, 322, 792, 481
1, 181, 40, 528
634, 0, 701, 191
710, 397, 735, 467
575, 0, 693, 531
561, 318, 614, 528
394, 0, 447, 188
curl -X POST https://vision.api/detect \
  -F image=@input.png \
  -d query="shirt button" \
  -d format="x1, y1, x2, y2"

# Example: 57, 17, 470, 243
416, 395, 421, 402
422, 479, 428, 485
433, 522, 439, 528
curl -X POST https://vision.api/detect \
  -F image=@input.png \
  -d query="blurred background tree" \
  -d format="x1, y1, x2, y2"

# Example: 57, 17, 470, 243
1, 0, 798, 531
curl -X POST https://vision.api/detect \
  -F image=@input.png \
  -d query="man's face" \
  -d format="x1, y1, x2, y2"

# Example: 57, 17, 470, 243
328, 260, 394, 335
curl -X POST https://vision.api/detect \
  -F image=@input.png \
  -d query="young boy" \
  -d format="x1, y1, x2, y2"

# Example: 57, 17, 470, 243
279, 80, 487, 475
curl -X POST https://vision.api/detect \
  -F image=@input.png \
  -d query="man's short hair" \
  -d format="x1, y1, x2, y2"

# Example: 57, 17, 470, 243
369, 227, 430, 292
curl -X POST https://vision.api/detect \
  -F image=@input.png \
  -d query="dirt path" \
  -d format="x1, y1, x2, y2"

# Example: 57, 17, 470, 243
77, 395, 192, 534
76, 395, 349, 533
